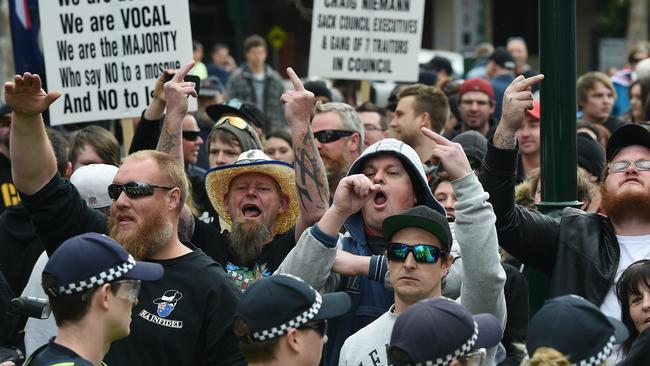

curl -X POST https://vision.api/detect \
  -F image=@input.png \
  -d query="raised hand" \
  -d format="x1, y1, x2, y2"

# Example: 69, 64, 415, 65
4, 73, 61, 116
499, 74, 544, 131
164, 61, 197, 117
331, 174, 381, 218
281, 67, 315, 128
422, 127, 472, 180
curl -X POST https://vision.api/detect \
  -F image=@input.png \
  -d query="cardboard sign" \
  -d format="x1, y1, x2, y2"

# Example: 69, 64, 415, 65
39, 0, 194, 125
308, 0, 425, 82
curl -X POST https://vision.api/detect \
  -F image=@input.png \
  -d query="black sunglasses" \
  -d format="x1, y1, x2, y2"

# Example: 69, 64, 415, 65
299, 320, 328, 337
182, 130, 200, 141
108, 182, 174, 200
314, 129, 354, 143
387, 243, 443, 264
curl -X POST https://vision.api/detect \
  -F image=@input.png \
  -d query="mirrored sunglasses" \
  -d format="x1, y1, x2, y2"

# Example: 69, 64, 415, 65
386, 243, 443, 264
107, 181, 173, 200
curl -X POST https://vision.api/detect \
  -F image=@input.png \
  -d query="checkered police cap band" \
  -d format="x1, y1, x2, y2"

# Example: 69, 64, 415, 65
415, 322, 478, 366
47, 255, 136, 296
251, 291, 323, 342
577, 335, 615, 366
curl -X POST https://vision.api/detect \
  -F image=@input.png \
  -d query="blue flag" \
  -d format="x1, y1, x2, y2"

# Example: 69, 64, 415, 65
8, 0, 45, 77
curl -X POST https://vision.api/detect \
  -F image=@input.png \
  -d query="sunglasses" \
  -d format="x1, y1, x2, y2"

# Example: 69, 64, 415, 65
387, 243, 443, 264
182, 130, 200, 141
608, 159, 650, 173
112, 279, 142, 303
107, 181, 174, 200
462, 348, 486, 366
299, 320, 328, 337
215, 116, 253, 131
314, 129, 355, 143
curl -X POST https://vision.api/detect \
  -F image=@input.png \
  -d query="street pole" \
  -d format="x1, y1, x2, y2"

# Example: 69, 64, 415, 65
529, 0, 582, 315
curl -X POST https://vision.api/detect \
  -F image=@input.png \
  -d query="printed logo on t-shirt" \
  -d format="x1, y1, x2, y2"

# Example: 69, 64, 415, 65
226, 262, 271, 291
139, 289, 184, 329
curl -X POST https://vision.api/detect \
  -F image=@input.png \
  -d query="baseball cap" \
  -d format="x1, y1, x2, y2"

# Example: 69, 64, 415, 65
304, 80, 332, 102
606, 123, 650, 161
488, 47, 516, 70
527, 294, 628, 365
70, 164, 119, 209
389, 297, 502, 366
459, 78, 495, 100
382, 205, 452, 253
235, 274, 351, 342
452, 131, 488, 169
43, 233, 163, 297
526, 100, 541, 120
577, 133, 605, 181
206, 99, 268, 131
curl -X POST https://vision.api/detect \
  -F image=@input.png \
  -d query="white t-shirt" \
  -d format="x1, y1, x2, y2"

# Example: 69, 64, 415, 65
599, 234, 650, 320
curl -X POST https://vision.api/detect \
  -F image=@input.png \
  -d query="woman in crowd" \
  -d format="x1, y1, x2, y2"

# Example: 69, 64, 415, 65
616, 259, 650, 357
264, 129, 294, 164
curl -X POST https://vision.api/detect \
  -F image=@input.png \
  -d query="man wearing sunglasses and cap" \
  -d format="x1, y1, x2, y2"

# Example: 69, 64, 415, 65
26, 232, 164, 366
482, 74, 650, 323
5, 64, 245, 365
233, 274, 351, 365
277, 126, 505, 365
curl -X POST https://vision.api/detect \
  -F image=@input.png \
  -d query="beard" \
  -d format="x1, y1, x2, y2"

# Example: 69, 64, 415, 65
601, 183, 650, 222
229, 220, 271, 264
322, 150, 351, 192
109, 209, 173, 260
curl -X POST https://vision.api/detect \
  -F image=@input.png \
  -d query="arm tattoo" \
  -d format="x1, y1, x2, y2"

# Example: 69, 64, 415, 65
157, 129, 183, 165
493, 130, 517, 150
294, 129, 328, 210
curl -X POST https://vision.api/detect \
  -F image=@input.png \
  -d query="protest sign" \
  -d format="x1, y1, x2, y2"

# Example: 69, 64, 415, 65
38, 0, 194, 125
308, 0, 424, 82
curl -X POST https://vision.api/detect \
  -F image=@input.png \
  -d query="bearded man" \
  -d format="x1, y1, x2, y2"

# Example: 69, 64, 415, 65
6, 66, 246, 366
480, 73, 650, 321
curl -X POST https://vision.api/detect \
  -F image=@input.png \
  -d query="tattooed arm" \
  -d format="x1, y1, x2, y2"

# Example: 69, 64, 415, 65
156, 61, 197, 166
281, 68, 330, 241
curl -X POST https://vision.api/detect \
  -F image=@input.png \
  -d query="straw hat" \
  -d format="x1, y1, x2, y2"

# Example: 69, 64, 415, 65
205, 150, 299, 235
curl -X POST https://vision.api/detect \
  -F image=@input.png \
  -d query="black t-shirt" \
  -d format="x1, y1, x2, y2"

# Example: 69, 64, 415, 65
0, 153, 20, 215
26, 341, 97, 366
21, 174, 245, 366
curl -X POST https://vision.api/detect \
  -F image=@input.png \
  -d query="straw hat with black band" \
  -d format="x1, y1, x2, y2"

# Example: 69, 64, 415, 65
205, 150, 299, 235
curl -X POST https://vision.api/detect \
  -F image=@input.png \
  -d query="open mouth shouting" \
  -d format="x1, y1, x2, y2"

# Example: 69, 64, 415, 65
242, 203, 262, 219
373, 190, 388, 209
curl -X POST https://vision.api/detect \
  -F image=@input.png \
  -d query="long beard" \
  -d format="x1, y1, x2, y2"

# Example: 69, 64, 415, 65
109, 209, 173, 260
601, 183, 650, 223
229, 220, 271, 264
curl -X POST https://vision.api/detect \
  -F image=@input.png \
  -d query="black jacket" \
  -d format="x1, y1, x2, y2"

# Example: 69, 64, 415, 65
480, 142, 619, 306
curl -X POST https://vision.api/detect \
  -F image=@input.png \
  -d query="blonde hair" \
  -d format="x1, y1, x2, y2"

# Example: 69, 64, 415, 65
521, 347, 606, 366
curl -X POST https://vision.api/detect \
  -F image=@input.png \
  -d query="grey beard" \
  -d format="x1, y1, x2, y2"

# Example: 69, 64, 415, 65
229, 221, 271, 264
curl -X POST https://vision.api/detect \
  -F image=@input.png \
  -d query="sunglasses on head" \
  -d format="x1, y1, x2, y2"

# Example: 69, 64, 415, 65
386, 243, 443, 264
182, 130, 200, 141
314, 129, 355, 143
215, 116, 253, 131
299, 320, 328, 337
107, 181, 173, 200
608, 159, 650, 173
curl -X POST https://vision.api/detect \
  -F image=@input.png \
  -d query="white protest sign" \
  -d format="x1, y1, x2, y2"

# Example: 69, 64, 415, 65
38, 0, 194, 125
308, 0, 424, 82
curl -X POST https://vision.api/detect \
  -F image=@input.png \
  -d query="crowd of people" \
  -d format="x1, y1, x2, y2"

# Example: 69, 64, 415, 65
1, 33, 650, 366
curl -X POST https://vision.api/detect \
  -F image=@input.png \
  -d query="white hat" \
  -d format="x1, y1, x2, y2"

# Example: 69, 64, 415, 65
70, 164, 119, 209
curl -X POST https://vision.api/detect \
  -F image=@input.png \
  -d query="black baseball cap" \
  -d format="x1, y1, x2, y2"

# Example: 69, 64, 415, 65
43, 233, 163, 297
527, 295, 628, 365
489, 47, 516, 70
389, 297, 502, 366
382, 205, 452, 253
235, 274, 351, 342
606, 123, 650, 161
452, 131, 488, 169
577, 133, 605, 181
206, 99, 268, 131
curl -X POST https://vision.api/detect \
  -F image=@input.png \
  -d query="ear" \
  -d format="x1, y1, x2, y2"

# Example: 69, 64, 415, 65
63, 162, 73, 180
419, 112, 431, 129
95, 283, 113, 311
277, 193, 290, 215
580, 197, 590, 211
441, 253, 454, 275
168, 187, 182, 212
284, 328, 301, 353
349, 132, 361, 154
489, 101, 496, 114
